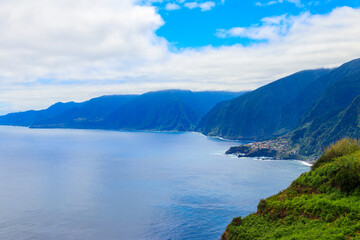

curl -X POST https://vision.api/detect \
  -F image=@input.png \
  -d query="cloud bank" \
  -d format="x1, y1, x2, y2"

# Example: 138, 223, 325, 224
1, 1, 360, 114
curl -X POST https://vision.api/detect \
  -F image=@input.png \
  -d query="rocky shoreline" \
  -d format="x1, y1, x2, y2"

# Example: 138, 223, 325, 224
225, 138, 317, 164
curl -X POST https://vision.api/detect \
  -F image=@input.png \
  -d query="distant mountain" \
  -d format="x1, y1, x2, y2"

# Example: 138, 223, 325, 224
197, 69, 331, 140
0, 102, 82, 126
105, 90, 199, 131
32, 95, 138, 128
0, 90, 244, 132
102, 90, 243, 131
86, 90, 242, 131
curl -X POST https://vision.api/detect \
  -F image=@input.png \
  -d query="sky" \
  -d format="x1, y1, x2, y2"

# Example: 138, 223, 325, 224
1, 0, 360, 114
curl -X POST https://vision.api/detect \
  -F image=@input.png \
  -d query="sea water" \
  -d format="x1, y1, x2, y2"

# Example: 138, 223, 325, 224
0, 126, 309, 240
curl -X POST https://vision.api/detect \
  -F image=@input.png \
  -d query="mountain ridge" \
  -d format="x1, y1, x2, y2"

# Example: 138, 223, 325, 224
0, 90, 244, 132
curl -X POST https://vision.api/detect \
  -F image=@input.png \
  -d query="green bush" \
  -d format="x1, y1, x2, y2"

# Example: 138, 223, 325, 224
257, 199, 267, 213
332, 155, 360, 193
230, 216, 242, 226
312, 138, 359, 170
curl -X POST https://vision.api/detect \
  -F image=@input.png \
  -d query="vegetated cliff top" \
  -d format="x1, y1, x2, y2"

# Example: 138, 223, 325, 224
222, 138, 360, 240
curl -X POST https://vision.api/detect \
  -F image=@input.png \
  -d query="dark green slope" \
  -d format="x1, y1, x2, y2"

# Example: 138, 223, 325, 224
301, 59, 360, 127
0, 102, 82, 127
329, 95, 360, 140
278, 59, 360, 131
197, 69, 330, 140
293, 94, 360, 157
223, 139, 360, 240
288, 60, 360, 156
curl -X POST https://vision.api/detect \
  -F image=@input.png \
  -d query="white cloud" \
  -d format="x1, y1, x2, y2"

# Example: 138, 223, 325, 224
256, 1, 277, 6
256, 0, 303, 7
287, 0, 303, 7
0, 0, 167, 83
216, 14, 291, 40
165, 3, 181, 10
1, 4, 360, 113
184, 1, 216, 11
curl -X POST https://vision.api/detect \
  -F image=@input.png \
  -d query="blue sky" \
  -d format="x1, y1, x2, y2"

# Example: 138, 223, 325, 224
1, 0, 360, 114
153, 0, 360, 48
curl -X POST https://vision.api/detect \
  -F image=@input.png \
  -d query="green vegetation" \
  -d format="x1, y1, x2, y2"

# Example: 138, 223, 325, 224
289, 65, 360, 158
222, 138, 360, 240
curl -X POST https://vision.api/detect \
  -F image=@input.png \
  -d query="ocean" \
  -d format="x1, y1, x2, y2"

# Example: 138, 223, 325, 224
0, 126, 309, 240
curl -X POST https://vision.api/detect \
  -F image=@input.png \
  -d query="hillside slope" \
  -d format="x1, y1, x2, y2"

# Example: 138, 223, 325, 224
290, 61, 360, 156
279, 59, 360, 132
290, 93, 360, 158
197, 69, 331, 140
223, 138, 360, 240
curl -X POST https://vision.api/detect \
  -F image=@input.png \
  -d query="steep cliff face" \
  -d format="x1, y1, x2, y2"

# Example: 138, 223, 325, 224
197, 69, 331, 140
222, 138, 360, 240
293, 94, 360, 157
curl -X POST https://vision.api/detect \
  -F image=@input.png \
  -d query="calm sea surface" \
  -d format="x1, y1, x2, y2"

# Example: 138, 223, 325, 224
0, 126, 309, 240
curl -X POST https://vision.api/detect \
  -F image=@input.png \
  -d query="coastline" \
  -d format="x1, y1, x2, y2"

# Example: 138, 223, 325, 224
224, 138, 317, 164
228, 152, 316, 165
0, 124, 314, 164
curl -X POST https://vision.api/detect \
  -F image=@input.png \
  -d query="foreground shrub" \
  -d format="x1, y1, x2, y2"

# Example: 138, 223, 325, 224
312, 138, 359, 170
332, 154, 360, 193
